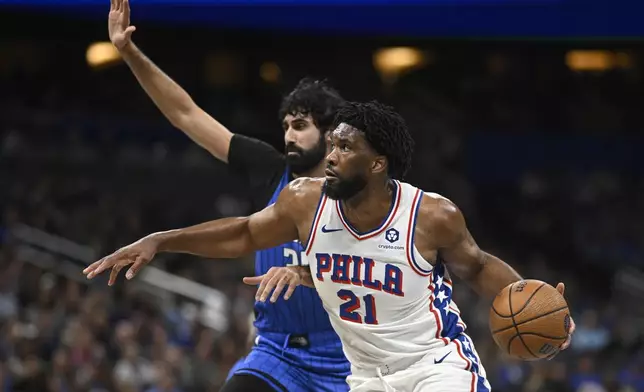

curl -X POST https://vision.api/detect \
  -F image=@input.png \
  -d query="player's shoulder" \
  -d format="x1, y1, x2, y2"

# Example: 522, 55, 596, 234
285, 176, 324, 198
277, 177, 325, 208
417, 191, 458, 217
415, 190, 465, 238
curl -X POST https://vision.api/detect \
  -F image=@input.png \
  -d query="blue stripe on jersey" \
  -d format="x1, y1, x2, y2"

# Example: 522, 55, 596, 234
253, 169, 336, 334
431, 262, 466, 340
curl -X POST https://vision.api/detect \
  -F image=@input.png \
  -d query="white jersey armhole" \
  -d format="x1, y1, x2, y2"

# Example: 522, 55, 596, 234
304, 192, 329, 255
405, 188, 434, 277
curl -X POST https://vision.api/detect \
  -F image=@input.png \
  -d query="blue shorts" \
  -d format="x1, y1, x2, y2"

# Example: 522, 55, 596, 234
227, 330, 350, 392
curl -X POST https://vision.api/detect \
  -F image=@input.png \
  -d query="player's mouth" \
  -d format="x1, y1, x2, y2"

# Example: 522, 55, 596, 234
325, 169, 338, 180
285, 144, 303, 157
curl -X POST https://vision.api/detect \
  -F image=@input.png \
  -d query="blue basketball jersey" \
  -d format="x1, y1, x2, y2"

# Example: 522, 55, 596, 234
253, 169, 336, 334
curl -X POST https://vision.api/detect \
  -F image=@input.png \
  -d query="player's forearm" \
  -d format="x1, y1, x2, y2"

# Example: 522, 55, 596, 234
119, 43, 233, 162
150, 217, 254, 259
119, 43, 195, 122
288, 266, 315, 288
465, 252, 522, 300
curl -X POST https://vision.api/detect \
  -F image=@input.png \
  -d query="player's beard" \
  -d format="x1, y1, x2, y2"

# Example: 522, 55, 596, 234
285, 134, 327, 176
322, 172, 368, 200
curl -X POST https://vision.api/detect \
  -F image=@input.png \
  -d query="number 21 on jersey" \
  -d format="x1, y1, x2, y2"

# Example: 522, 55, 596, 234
337, 289, 379, 325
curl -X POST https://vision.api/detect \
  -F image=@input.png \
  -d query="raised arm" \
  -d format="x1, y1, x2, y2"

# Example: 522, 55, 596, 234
108, 0, 233, 161
82, 178, 317, 286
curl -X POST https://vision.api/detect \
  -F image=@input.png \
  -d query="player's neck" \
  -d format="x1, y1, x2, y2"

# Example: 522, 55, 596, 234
291, 160, 326, 179
341, 180, 394, 233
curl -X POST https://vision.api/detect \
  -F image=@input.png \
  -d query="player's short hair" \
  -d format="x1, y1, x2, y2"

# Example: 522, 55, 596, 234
278, 78, 345, 133
332, 100, 414, 180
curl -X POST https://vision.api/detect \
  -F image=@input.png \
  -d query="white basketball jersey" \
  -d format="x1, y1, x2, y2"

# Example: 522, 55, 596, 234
305, 181, 468, 370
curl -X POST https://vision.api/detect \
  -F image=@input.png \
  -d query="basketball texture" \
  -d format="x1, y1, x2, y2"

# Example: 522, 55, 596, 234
489, 280, 570, 361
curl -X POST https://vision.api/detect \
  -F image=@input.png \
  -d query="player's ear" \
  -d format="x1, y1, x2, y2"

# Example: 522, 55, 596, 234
372, 155, 387, 175
324, 130, 332, 142
324, 130, 332, 149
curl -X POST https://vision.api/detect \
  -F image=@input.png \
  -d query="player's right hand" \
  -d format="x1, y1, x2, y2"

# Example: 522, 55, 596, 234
83, 236, 158, 286
108, 0, 136, 50
243, 267, 302, 303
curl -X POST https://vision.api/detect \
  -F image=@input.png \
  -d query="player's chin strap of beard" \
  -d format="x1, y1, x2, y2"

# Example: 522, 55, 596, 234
376, 366, 398, 392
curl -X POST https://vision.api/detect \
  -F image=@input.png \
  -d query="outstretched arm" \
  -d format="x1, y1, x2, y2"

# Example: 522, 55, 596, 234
108, 0, 233, 161
83, 180, 306, 285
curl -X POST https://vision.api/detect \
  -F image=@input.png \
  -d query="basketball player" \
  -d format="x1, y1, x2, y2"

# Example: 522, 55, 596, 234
106, 1, 350, 390
84, 101, 576, 391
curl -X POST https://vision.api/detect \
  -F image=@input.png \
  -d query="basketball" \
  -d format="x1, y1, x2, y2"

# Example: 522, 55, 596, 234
489, 280, 571, 361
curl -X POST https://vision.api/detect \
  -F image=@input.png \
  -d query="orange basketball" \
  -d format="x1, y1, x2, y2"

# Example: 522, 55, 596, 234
489, 280, 570, 361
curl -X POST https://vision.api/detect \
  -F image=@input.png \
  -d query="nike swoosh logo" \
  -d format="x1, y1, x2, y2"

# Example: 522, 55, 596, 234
434, 351, 451, 364
321, 225, 343, 233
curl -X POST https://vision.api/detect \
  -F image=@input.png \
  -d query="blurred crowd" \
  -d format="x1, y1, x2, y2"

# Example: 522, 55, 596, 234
1, 14, 644, 392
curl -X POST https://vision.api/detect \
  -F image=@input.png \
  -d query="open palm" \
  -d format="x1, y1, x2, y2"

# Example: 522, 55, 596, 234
109, 0, 136, 50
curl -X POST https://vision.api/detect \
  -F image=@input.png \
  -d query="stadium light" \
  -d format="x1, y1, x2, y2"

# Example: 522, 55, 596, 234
373, 47, 429, 83
86, 42, 121, 68
260, 61, 281, 83
565, 50, 632, 72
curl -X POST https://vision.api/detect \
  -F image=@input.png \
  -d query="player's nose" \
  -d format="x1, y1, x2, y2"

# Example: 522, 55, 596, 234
325, 149, 338, 166
284, 127, 297, 144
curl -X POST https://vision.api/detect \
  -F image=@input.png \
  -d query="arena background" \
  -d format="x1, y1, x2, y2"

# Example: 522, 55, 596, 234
1, 0, 643, 391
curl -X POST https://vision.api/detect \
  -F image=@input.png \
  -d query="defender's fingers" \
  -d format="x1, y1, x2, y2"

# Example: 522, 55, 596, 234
259, 274, 282, 302
123, 0, 131, 19
270, 276, 290, 303
124, 26, 136, 38
243, 275, 265, 285
283, 281, 298, 300
255, 271, 274, 301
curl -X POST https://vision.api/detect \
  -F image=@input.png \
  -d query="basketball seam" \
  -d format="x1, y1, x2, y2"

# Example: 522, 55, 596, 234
491, 305, 569, 334
514, 332, 568, 340
515, 282, 547, 314
504, 283, 515, 355
508, 282, 539, 359
493, 282, 547, 319
490, 303, 505, 318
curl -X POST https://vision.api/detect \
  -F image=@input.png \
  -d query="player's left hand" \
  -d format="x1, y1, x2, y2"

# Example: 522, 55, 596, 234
243, 266, 302, 303
548, 282, 575, 359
